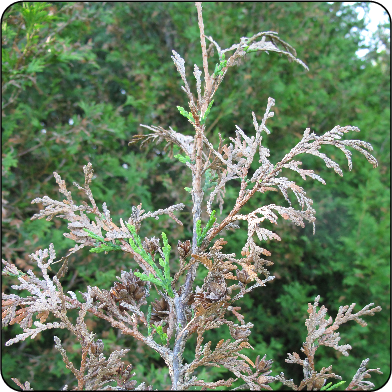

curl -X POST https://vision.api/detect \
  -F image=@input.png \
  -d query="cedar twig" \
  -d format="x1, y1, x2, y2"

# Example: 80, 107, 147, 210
2, 3, 382, 391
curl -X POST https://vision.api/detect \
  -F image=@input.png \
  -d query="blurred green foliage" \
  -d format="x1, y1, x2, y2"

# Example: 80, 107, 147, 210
2, 2, 389, 390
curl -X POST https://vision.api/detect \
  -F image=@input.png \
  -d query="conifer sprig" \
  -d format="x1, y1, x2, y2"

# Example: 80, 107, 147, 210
83, 228, 122, 253
202, 169, 217, 191
154, 324, 168, 345
196, 210, 216, 247
174, 153, 193, 165
200, 99, 214, 125
320, 380, 346, 391
126, 223, 174, 298
177, 106, 195, 123
212, 53, 227, 78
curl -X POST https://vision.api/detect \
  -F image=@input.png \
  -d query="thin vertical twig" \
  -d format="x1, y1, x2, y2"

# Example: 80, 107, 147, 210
194, 1, 208, 234
172, 4, 210, 389
196, 2, 211, 114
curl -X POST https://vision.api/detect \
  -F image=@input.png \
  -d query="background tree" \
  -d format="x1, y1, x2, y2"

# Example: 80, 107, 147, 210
2, 2, 389, 389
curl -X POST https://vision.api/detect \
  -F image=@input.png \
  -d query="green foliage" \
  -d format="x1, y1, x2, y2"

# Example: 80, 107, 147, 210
200, 99, 215, 125
127, 223, 174, 298
88, 242, 121, 254
20, 2, 55, 33
174, 153, 191, 164
321, 380, 346, 391
212, 54, 227, 78
83, 228, 122, 253
1, 151, 18, 173
196, 210, 216, 247
203, 169, 218, 191
154, 324, 168, 345
2, 269, 27, 279
133, 361, 171, 391
176, 106, 195, 123
160, 232, 172, 285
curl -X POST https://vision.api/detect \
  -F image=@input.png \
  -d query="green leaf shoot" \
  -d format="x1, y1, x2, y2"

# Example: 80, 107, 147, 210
177, 106, 195, 122
174, 154, 191, 164
83, 228, 122, 253
196, 219, 202, 240
212, 55, 227, 78
321, 381, 346, 391
200, 99, 214, 125
202, 169, 218, 191
126, 223, 174, 298
83, 228, 106, 242
154, 324, 168, 345
196, 210, 216, 247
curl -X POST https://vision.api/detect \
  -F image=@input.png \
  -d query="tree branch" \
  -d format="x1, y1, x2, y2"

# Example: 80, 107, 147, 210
196, 2, 211, 114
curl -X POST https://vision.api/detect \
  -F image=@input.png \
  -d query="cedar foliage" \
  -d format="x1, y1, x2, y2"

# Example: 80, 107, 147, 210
2, 2, 389, 390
